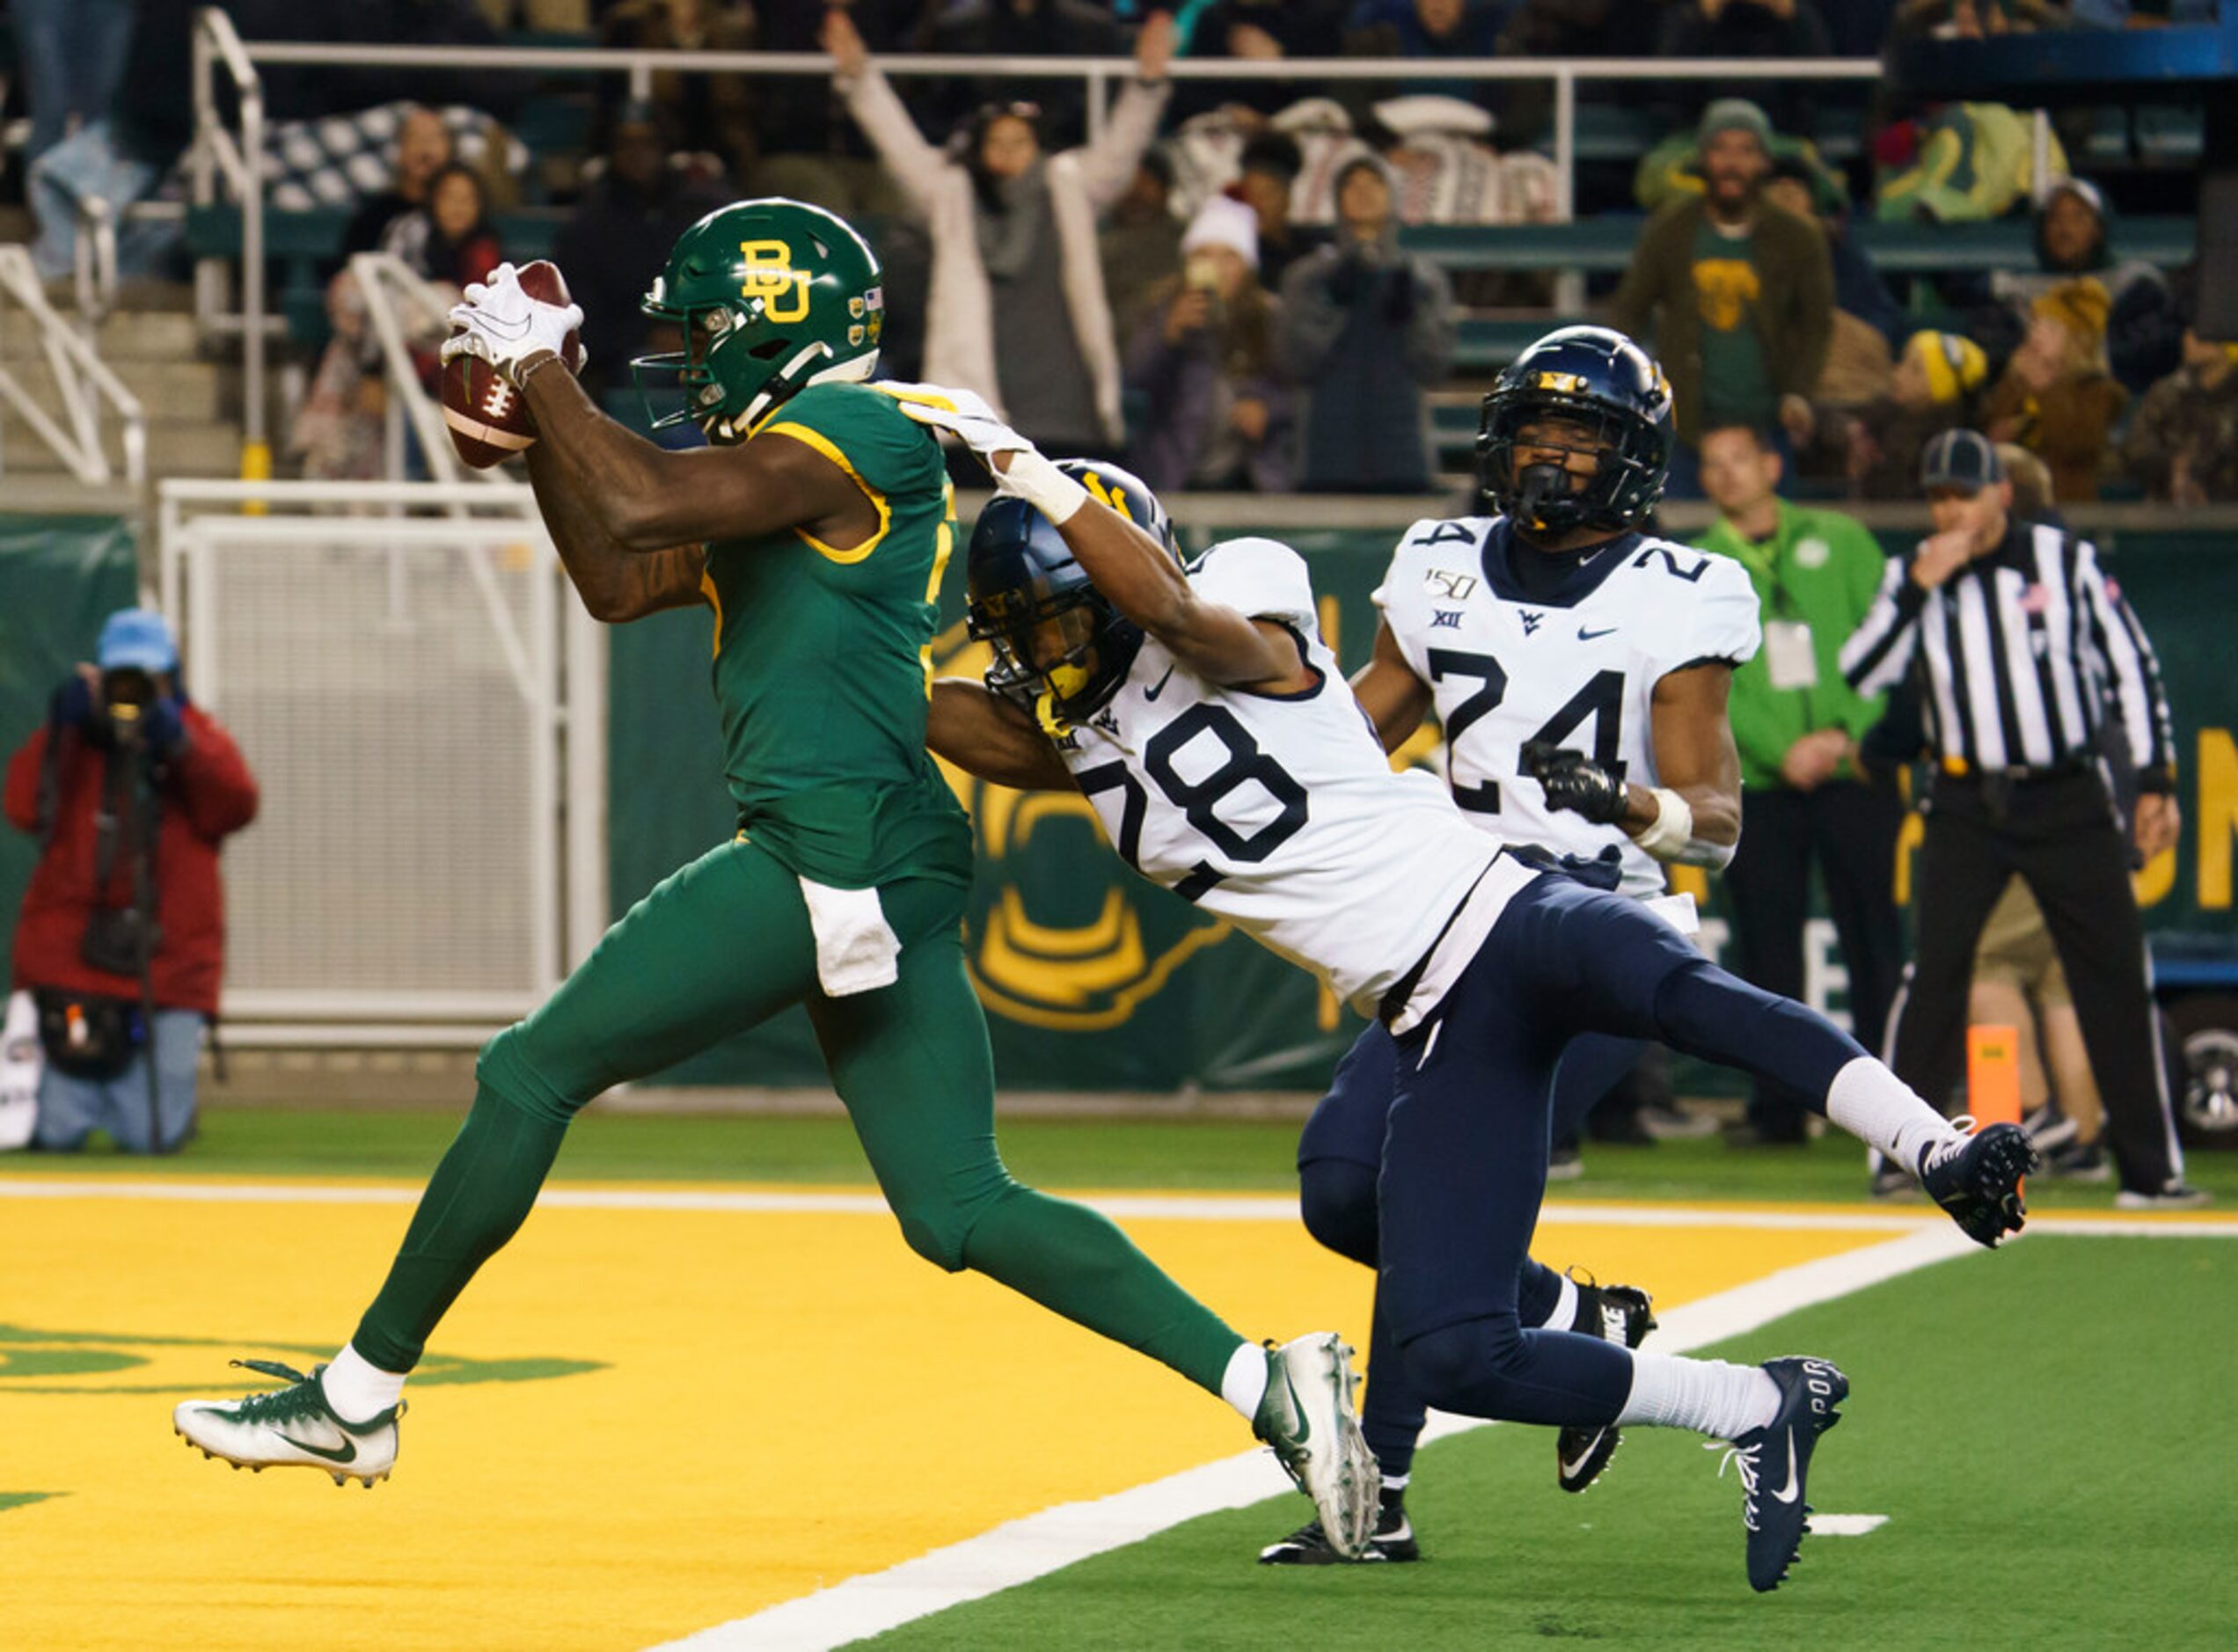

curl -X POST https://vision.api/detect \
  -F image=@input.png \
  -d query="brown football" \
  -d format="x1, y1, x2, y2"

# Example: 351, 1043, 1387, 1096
441, 259, 582, 470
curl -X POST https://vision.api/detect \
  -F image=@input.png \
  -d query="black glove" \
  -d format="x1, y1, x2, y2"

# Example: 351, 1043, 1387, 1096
50, 676, 98, 729
1523, 742, 1628, 825
1382, 269, 1416, 324
142, 695, 186, 757
1325, 255, 1366, 305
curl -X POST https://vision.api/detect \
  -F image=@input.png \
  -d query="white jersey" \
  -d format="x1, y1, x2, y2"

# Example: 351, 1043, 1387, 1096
1374, 515, 1762, 899
1053, 537, 1534, 1021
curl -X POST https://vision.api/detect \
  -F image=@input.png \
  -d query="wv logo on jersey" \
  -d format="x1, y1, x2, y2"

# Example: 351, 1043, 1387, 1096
1519, 610, 1545, 636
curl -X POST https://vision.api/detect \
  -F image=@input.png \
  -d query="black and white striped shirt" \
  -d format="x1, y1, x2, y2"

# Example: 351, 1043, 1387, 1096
1839, 519, 2175, 786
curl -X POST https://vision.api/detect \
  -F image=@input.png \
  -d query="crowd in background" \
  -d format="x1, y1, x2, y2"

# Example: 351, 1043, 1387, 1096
1, 0, 2229, 498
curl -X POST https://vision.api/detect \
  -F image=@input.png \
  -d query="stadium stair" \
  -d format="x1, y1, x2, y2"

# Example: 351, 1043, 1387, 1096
0, 291, 241, 480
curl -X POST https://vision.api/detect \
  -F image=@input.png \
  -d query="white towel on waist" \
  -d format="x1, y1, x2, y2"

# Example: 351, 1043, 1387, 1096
799, 878, 903, 997
1642, 891, 1700, 939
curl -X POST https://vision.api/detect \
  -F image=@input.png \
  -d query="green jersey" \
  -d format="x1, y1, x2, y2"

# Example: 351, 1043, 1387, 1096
700, 381, 970, 890
1693, 500, 1890, 793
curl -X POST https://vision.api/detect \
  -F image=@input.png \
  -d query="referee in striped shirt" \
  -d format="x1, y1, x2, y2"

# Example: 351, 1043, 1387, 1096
1840, 429, 2202, 1208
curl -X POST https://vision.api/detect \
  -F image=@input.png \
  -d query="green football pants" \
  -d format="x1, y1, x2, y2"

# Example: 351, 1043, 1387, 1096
352, 836, 1246, 1395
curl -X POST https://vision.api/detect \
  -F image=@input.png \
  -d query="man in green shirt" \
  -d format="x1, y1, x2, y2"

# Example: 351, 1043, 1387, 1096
169, 199, 1376, 1559
1693, 423, 1905, 1145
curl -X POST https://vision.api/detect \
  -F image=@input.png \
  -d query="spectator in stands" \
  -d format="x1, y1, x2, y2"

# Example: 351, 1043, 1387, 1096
1124, 194, 1292, 492
1764, 151, 1905, 351
1234, 131, 1329, 290
1174, 0, 1346, 120
9, 0, 134, 171
2123, 328, 2238, 504
1692, 423, 1905, 1147
1982, 277, 2127, 502
1999, 180, 2177, 396
1101, 150, 1188, 347
379, 161, 503, 292
926, 0, 1137, 143
1888, 0, 2068, 38
1279, 152, 1455, 491
289, 274, 386, 482
1342, 0, 1510, 112
598, 0, 756, 181
748, 0, 921, 216
1874, 99, 2066, 225
1613, 99, 1834, 495
1654, 0, 1835, 131
1491, 0, 1673, 146
830, 8, 1174, 455
1839, 328, 1986, 499
4, 610, 259, 1155
340, 107, 457, 263
554, 102, 724, 400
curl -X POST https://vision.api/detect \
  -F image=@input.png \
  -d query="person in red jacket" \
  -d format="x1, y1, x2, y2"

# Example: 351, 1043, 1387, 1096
4, 609, 257, 1151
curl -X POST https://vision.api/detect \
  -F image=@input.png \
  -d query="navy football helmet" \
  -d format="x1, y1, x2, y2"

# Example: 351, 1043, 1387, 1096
966, 458, 1178, 726
1477, 326, 1674, 535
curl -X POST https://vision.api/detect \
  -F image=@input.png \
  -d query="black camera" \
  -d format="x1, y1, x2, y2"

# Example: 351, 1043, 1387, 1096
101, 668, 157, 748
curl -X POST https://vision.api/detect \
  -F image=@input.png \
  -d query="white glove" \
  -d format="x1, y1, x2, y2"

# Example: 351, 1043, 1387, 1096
887, 383, 1088, 523
442, 262, 584, 386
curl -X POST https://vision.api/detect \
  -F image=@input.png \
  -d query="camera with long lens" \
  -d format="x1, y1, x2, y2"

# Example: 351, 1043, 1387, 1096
100, 667, 156, 749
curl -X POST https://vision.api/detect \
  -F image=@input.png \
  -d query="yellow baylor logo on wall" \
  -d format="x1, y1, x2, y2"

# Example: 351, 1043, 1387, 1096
927, 625, 1234, 1030
739, 238, 810, 323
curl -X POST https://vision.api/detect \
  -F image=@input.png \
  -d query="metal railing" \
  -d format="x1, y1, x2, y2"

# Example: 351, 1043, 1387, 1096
179, 10, 1904, 470
0, 245, 148, 491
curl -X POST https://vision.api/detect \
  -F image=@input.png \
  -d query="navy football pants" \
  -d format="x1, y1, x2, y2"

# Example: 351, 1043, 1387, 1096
1316, 873, 1865, 1446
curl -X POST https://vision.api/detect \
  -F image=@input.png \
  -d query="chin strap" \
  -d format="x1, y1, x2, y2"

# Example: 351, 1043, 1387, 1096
1514, 462, 1571, 530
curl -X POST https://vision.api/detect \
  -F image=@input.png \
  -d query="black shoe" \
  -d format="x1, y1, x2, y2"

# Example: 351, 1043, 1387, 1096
1556, 1278, 1657, 1494
2044, 1140, 2110, 1182
1720, 1356, 1848, 1593
1639, 1101, 1717, 1140
1548, 1140, 1584, 1181
2022, 1102, 2079, 1154
1918, 1122, 2038, 1246
2113, 1181, 2212, 1210
1258, 1485, 1419, 1564
1868, 1160, 1916, 1200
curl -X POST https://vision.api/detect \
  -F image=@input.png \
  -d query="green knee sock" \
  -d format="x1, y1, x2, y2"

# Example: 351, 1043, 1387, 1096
350, 1085, 568, 1372
960, 1185, 1245, 1395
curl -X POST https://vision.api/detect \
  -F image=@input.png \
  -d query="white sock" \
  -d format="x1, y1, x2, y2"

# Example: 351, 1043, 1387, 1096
320, 1342, 407, 1424
1547, 1269, 1581, 1334
1380, 1472, 1409, 1493
1826, 1056, 1964, 1174
1221, 1340, 1269, 1422
1616, 1349, 1781, 1440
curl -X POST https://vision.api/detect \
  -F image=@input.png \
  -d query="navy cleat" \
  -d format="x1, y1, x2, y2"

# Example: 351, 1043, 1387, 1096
1556, 1276, 1657, 1494
1714, 1356, 1848, 1593
1918, 1120, 2038, 1247
1258, 1484, 1418, 1565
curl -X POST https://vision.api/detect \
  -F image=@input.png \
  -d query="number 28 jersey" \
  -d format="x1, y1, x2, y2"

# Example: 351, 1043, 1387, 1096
1050, 537, 1534, 1020
1375, 515, 1762, 898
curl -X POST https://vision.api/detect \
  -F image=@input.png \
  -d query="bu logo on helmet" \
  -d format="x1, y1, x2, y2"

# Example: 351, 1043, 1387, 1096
738, 239, 809, 322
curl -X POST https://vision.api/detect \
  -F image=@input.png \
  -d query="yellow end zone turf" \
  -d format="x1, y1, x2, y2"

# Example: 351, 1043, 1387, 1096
0, 1181, 1899, 1651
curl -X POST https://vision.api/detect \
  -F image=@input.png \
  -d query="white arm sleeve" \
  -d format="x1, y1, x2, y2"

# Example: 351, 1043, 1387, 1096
1187, 537, 1320, 635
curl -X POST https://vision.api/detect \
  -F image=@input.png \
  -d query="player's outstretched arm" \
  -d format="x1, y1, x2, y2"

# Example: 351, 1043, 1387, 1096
517, 355, 865, 552
1638, 661, 1743, 859
524, 442, 706, 622
1349, 619, 1434, 755
926, 679, 1077, 792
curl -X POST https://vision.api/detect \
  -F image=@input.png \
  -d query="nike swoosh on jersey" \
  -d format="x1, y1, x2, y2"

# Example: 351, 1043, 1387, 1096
276, 1429, 358, 1465
1577, 625, 1620, 641
1144, 665, 1175, 701
1769, 1430, 1802, 1503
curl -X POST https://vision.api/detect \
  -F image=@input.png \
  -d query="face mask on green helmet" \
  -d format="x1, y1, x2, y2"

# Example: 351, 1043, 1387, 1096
633, 198, 885, 443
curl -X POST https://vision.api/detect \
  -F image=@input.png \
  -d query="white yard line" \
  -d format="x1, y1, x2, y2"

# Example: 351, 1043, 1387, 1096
651, 1225, 1978, 1652
1, 1179, 2227, 1239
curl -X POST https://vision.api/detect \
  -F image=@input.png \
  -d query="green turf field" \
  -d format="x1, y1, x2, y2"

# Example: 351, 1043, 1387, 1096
6, 1105, 2235, 1211
862, 1234, 2237, 1649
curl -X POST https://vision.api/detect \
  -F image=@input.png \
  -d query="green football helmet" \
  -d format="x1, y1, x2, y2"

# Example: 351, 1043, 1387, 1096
633, 198, 885, 442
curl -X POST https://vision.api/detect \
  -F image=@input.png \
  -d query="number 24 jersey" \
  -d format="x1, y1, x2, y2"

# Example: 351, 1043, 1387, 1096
1050, 537, 1535, 1020
1375, 515, 1762, 898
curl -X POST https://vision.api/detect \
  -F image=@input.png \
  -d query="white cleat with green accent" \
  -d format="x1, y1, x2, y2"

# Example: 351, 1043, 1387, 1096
173, 1359, 401, 1488
1252, 1333, 1379, 1561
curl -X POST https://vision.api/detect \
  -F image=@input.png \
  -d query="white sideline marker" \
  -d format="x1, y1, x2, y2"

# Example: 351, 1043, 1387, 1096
651, 1225, 1973, 1652
1810, 1515, 1891, 1537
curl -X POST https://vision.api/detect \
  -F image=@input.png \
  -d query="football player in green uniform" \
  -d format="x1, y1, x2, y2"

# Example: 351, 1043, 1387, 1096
172, 199, 1376, 1559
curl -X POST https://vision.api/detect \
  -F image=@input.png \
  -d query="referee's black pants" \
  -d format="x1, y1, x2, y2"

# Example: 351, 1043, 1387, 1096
1723, 780, 1906, 1138
1888, 769, 2182, 1195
